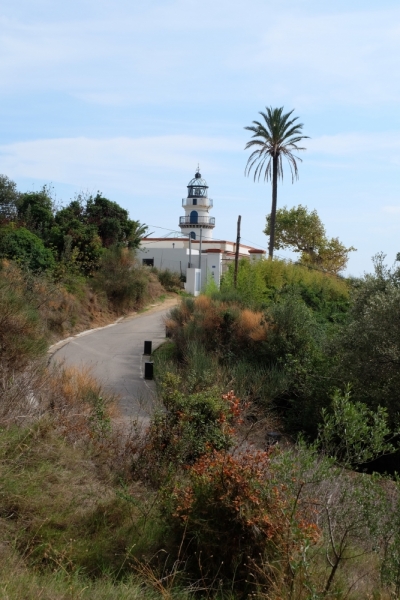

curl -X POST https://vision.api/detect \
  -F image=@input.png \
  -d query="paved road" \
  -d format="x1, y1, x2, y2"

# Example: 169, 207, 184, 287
50, 300, 176, 421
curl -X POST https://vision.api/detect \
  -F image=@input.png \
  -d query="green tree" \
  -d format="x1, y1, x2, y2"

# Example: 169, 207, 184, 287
244, 107, 309, 259
85, 193, 147, 249
337, 282, 400, 424
264, 204, 355, 274
0, 175, 20, 222
50, 193, 147, 275
50, 200, 103, 275
18, 186, 55, 242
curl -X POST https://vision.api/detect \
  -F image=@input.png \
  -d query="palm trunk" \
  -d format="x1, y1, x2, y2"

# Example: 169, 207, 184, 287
268, 154, 278, 259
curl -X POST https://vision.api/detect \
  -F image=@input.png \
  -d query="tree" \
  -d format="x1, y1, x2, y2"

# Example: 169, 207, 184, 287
18, 185, 55, 241
0, 175, 20, 222
49, 193, 147, 275
50, 200, 103, 275
336, 259, 400, 425
264, 204, 355, 274
85, 193, 147, 249
244, 107, 309, 259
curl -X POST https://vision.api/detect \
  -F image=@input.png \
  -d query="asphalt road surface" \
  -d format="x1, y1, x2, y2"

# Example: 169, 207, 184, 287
50, 300, 176, 421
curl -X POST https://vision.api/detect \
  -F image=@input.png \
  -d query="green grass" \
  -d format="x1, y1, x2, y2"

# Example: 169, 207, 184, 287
0, 557, 195, 600
0, 421, 166, 580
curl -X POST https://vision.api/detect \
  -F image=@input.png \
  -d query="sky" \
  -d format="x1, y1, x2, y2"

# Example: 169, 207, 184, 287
1, 0, 400, 275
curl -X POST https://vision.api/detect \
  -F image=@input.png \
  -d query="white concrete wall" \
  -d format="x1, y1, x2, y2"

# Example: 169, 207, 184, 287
185, 268, 202, 296
136, 247, 198, 275
137, 239, 266, 288
205, 253, 222, 289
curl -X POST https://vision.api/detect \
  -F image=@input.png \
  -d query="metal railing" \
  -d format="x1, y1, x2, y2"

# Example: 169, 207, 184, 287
179, 216, 215, 226
182, 198, 213, 208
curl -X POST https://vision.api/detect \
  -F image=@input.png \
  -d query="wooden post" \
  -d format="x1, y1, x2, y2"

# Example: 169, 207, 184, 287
234, 215, 241, 289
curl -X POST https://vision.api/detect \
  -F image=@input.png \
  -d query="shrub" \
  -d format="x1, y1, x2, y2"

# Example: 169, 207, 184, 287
138, 374, 241, 478
92, 246, 149, 311
337, 283, 400, 426
0, 225, 55, 272
164, 448, 319, 593
155, 268, 182, 292
0, 262, 47, 369
221, 257, 350, 322
166, 296, 269, 362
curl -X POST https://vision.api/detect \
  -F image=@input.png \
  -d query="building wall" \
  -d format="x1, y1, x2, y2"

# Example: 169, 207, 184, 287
137, 246, 199, 275
137, 238, 265, 285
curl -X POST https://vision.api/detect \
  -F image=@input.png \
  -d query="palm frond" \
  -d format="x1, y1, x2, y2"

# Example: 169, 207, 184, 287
244, 106, 309, 183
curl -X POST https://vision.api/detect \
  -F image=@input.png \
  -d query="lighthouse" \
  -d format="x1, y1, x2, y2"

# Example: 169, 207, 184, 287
179, 169, 215, 240
137, 167, 265, 293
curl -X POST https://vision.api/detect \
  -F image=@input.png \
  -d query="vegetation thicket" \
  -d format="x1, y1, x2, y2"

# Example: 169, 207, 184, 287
0, 175, 175, 338
165, 254, 400, 439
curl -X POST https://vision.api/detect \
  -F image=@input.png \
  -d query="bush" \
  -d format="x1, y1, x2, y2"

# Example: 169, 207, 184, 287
155, 268, 182, 292
92, 246, 149, 311
0, 225, 55, 272
164, 448, 319, 593
0, 262, 47, 369
337, 283, 400, 425
221, 257, 350, 322
135, 374, 242, 485
166, 296, 269, 363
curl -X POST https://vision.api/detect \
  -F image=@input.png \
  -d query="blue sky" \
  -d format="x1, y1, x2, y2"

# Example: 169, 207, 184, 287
1, 0, 400, 275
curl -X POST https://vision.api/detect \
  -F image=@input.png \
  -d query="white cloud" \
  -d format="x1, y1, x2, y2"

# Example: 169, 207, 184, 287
383, 206, 400, 214
0, 135, 241, 191
1, 2, 400, 107
307, 132, 400, 157
238, 8, 400, 106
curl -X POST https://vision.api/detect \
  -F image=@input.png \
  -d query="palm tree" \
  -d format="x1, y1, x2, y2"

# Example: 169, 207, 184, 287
244, 107, 309, 258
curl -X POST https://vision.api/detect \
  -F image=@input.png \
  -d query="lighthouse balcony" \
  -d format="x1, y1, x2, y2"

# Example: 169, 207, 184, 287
182, 198, 213, 208
179, 216, 215, 228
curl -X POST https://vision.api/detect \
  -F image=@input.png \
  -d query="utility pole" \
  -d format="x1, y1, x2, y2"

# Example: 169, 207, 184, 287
188, 235, 192, 268
234, 215, 241, 289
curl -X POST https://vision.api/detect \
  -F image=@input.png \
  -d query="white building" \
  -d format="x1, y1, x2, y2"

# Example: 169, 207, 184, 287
137, 169, 265, 295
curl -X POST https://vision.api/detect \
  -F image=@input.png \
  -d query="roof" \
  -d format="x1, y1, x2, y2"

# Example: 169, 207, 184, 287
140, 237, 266, 253
187, 171, 208, 188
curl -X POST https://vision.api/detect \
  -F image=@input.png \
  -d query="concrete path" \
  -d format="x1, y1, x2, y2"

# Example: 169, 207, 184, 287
49, 298, 177, 421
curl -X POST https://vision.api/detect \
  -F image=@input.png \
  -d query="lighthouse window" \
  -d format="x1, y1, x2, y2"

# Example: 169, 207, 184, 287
192, 198, 197, 205
190, 231, 196, 240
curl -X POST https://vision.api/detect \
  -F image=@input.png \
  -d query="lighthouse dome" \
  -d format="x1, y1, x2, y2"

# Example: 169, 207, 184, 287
187, 170, 208, 198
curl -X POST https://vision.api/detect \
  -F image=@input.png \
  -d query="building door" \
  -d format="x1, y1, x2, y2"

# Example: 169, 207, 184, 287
190, 210, 198, 224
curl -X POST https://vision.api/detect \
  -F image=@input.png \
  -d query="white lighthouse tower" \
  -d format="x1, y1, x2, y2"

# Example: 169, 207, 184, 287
179, 168, 215, 240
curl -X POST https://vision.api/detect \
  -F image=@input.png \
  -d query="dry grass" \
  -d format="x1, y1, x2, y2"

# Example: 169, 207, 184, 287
48, 365, 119, 416
148, 272, 166, 300
194, 295, 212, 311
0, 358, 130, 480
237, 308, 269, 342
